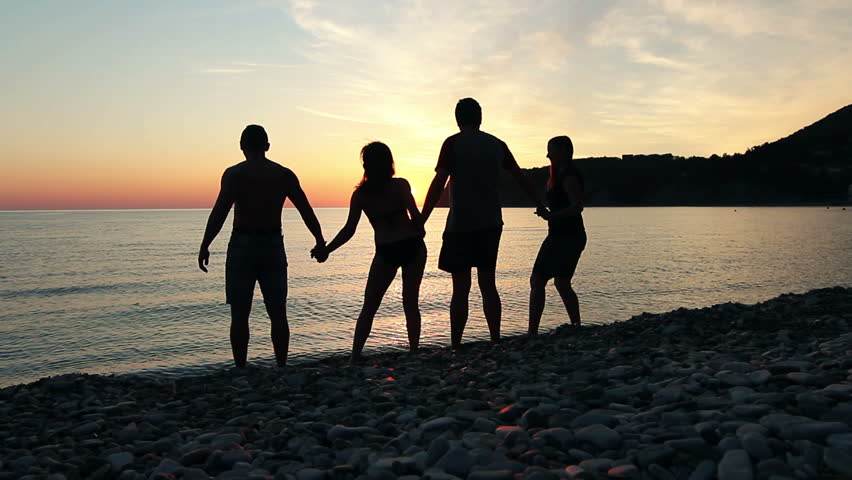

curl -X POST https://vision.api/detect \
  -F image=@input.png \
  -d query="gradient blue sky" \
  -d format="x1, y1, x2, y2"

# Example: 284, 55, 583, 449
2, 0, 850, 208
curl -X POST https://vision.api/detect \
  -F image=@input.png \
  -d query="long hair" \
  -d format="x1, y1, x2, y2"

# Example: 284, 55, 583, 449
357, 142, 395, 192
547, 135, 574, 189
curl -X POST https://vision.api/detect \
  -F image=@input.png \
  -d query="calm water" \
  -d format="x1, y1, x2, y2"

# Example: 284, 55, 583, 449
1, 207, 850, 387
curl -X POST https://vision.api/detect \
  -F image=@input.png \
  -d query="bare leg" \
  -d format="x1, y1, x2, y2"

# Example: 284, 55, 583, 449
351, 255, 399, 362
401, 244, 427, 352
230, 303, 251, 368
450, 270, 472, 350
528, 273, 548, 335
264, 301, 289, 367
477, 267, 502, 344
554, 276, 581, 326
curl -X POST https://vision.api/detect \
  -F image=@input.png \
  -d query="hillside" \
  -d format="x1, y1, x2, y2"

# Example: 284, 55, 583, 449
498, 104, 852, 206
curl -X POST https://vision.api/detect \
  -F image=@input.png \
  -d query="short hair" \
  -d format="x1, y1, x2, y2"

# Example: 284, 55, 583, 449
455, 98, 482, 126
240, 124, 268, 151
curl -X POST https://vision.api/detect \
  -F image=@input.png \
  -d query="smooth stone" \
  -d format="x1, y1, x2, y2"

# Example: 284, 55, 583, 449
607, 464, 639, 479
533, 428, 574, 449
578, 458, 612, 473
823, 446, 852, 475
211, 433, 243, 449
472, 418, 497, 433
179, 448, 212, 466
71, 421, 102, 436
666, 438, 706, 453
717, 449, 753, 480
107, 452, 133, 471
715, 373, 752, 387
421, 467, 462, 480
422, 417, 455, 431
636, 445, 675, 467
296, 468, 326, 480
371, 456, 416, 475
434, 447, 473, 478
731, 405, 771, 418
153, 458, 182, 475
327, 425, 377, 442
756, 459, 792, 478
648, 464, 676, 480
607, 366, 632, 379
563, 465, 587, 479
827, 433, 852, 448
748, 370, 771, 385
570, 413, 618, 429
574, 424, 621, 449
740, 432, 772, 460
519, 408, 549, 429
182, 468, 211, 480
781, 421, 850, 441
467, 470, 513, 480
688, 460, 716, 480
426, 437, 450, 467
721, 362, 753, 373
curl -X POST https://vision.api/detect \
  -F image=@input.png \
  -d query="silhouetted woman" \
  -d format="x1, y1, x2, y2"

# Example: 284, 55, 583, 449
317, 142, 427, 362
529, 136, 586, 334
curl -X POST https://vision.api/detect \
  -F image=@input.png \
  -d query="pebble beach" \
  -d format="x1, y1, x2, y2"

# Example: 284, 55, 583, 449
1, 287, 851, 480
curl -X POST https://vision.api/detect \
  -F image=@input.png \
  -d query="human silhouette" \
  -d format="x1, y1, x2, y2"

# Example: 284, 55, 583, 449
312, 142, 426, 363
198, 125, 326, 368
528, 136, 586, 334
421, 98, 546, 350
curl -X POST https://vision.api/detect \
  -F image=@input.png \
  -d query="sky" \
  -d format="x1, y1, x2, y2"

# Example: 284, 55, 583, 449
1, 0, 850, 209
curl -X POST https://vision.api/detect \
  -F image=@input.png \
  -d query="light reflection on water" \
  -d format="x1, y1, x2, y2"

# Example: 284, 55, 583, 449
0, 207, 850, 387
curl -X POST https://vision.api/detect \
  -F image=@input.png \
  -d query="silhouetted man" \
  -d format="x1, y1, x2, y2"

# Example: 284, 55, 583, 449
422, 98, 545, 349
198, 125, 325, 368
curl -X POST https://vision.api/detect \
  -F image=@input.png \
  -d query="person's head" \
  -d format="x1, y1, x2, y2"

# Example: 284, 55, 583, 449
357, 141, 395, 192
240, 125, 269, 155
547, 135, 574, 187
455, 98, 482, 128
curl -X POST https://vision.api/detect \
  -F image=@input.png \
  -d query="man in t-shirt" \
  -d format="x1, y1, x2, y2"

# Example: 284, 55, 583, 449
198, 125, 326, 368
421, 98, 546, 349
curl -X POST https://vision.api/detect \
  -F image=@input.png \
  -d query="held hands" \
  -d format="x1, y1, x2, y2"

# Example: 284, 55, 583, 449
311, 241, 329, 263
535, 206, 551, 220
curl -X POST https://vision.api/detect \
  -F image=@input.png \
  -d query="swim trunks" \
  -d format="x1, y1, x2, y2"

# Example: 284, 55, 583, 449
225, 230, 288, 305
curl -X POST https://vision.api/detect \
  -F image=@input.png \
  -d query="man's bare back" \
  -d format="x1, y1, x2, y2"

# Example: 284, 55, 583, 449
224, 159, 299, 230
198, 124, 325, 368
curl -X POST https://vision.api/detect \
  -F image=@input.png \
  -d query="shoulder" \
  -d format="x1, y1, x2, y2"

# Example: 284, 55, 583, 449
271, 163, 298, 183
392, 177, 411, 189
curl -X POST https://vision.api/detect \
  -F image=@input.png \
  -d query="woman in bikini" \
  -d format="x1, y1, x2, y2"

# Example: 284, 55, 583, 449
528, 135, 587, 334
315, 142, 427, 362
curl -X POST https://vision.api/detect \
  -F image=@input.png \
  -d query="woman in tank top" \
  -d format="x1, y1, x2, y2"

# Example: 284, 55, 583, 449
528, 136, 587, 334
315, 142, 427, 362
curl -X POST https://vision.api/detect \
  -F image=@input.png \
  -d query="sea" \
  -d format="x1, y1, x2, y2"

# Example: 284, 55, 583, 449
1, 207, 850, 388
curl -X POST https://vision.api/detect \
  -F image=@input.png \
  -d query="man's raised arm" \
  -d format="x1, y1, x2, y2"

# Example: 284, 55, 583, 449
198, 170, 235, 272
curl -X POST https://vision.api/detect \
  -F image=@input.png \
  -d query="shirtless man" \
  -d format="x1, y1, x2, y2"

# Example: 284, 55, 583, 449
198, 125, 325, 368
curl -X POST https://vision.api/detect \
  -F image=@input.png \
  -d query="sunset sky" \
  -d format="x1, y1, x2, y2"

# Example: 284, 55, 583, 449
2, 0, 850, 209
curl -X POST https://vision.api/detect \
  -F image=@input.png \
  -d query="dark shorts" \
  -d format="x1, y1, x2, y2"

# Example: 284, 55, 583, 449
438, 226, 502, 273
532, 230, 586, 280
376, 237, 426, 267
225, 231, 288, 306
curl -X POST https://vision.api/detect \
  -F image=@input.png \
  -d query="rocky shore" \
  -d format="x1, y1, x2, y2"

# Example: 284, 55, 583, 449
1, 287, 851, 480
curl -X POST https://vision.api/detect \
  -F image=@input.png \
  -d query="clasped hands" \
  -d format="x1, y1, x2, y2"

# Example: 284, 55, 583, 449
535, 205, 551, 220
310, 241, 329, 263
